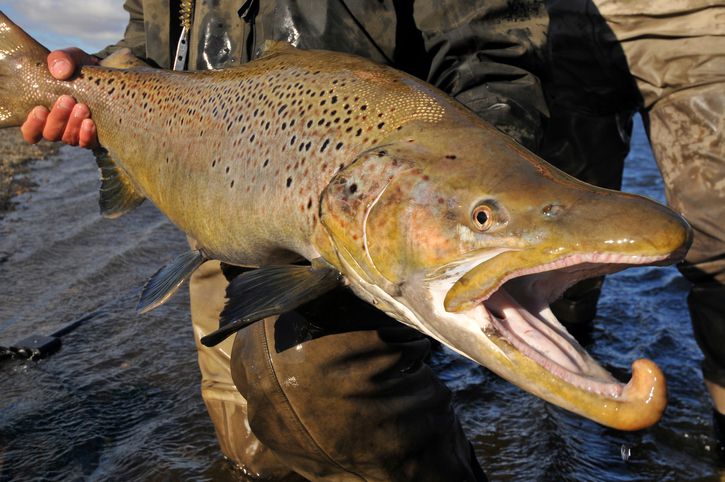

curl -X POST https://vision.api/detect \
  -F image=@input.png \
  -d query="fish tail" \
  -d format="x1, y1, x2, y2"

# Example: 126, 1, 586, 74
0, 11, 52, 128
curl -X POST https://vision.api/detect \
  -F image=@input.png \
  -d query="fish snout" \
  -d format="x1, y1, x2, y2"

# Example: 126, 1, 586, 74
536, 189, 692, 263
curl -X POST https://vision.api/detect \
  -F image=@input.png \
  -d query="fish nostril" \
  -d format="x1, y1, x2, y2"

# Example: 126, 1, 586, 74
542, 203, 564, 217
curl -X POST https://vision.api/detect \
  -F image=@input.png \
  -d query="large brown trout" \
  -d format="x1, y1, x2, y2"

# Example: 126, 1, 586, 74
0, 13, 691, 430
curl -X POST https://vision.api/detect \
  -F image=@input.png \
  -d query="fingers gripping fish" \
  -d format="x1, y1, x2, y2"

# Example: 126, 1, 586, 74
0, 13, 692, 430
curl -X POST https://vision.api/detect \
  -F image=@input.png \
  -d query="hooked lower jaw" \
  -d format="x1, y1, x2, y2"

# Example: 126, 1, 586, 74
445, 253, 673, 430
482, 289, 624, 399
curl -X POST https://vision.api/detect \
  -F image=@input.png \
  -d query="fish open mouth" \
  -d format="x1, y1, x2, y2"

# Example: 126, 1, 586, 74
434, 250, 679, 429
477, 254, 659, 398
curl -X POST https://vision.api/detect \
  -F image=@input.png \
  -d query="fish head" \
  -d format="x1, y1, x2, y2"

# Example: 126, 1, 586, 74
319, 123, 691, 431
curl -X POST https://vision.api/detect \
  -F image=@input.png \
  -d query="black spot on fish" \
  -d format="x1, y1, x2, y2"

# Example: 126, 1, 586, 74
321, 140, 330, 152
377, 122, 385, 129
336, 142, 344, 150
263, 159, 269, 167
286, 177, 292, 187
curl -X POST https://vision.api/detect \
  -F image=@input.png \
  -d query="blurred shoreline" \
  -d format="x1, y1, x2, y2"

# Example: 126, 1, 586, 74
0, 128, 59, 215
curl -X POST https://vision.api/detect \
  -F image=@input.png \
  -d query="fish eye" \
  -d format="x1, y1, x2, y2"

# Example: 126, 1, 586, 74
471, 204, 494, 231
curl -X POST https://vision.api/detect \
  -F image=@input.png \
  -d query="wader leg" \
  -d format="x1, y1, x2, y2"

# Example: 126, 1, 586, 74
645, 84, 725, 413
231, 289, 487, 482
189, 261, 300, 479
191, 264, 485, 480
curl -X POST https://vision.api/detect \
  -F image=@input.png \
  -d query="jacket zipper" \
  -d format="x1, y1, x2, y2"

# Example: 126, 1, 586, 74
174, 0, 193, 71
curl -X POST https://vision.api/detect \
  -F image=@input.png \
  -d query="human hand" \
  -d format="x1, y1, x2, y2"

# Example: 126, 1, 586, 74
20, 48, 100, 148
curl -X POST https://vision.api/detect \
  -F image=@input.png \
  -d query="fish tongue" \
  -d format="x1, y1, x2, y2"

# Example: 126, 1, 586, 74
485, 288, 586, 373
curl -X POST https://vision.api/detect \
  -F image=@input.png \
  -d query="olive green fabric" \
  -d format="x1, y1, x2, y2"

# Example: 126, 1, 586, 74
95, 0, 170, 67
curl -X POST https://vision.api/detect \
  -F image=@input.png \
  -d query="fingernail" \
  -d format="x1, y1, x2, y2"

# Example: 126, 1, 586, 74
32, 108, 47, 121
50, 59, 72, 77
56, 96, 73, 110
72, 104, 88, 118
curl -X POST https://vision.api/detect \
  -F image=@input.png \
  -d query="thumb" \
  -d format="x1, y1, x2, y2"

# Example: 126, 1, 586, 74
47, 48, 99, 80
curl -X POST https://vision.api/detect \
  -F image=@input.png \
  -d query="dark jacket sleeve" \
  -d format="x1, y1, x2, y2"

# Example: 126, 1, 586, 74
94, 0, 146, 59
414, 0, 549, 151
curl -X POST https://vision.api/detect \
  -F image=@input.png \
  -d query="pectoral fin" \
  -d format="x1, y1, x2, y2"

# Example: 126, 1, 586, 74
94, 148, 145, 218
137, 250, 206, 314
200, 263, 341, 347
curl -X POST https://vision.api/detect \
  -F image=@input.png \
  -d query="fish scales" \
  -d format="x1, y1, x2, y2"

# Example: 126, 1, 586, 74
1, 13, 694, 431
17, 45, 454, 265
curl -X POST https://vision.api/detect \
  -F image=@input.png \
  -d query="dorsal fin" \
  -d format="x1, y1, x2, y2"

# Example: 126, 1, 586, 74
99, 48, 149, 69
256, 40, 297, 59
93, 148, 145, 218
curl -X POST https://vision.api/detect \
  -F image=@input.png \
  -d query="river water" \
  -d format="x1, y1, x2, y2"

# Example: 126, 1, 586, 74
0, 118, 722, 481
